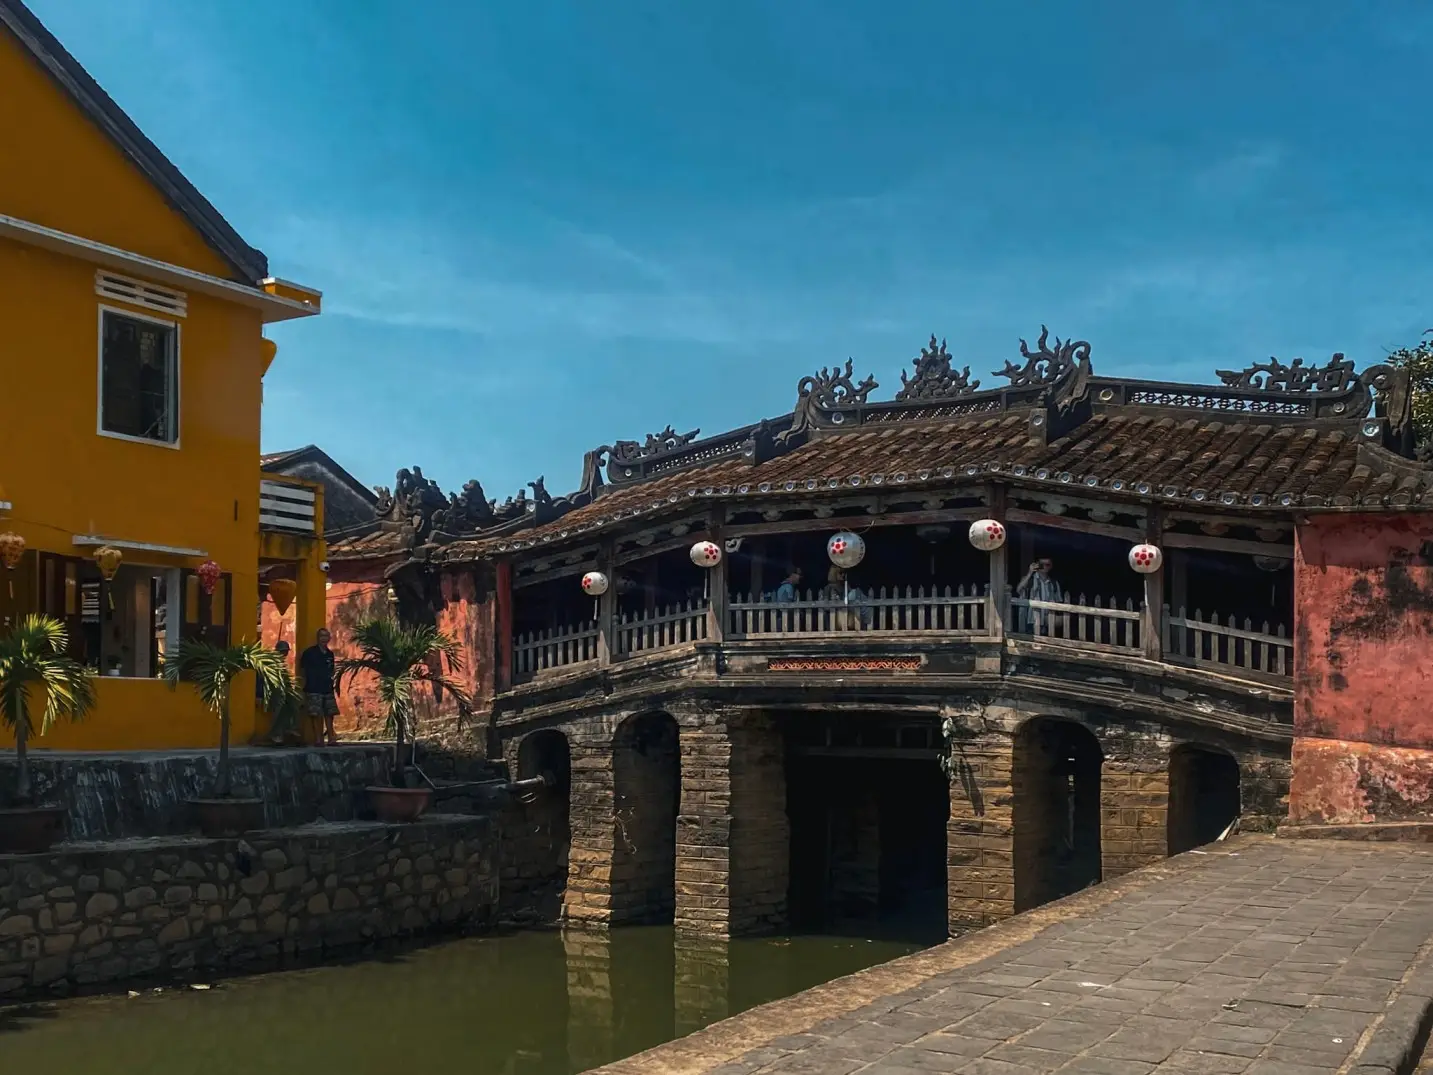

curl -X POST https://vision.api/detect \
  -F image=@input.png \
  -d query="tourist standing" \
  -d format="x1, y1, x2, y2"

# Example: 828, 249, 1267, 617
299, 628, 340, 746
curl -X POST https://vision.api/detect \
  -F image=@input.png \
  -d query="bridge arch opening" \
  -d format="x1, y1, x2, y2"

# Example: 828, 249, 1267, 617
612, 711, 681, 925
785, 714, 949, 942
1167, 744, 1241, 855
1013, 717, 1103, 912
513, 729, 572, 922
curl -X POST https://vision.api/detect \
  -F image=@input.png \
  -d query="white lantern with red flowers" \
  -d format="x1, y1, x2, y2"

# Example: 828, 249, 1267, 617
689, 541, 722, 568
1128, 543, 1163, 574
826, 531, 866, 570
968, 519, 1006, 552
580, 571, 610, 596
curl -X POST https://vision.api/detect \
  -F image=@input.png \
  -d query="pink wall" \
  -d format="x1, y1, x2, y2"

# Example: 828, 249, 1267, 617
1291, 513, 1433, 823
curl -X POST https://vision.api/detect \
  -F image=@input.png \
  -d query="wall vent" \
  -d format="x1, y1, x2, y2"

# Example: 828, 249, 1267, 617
95, 271, 188, 317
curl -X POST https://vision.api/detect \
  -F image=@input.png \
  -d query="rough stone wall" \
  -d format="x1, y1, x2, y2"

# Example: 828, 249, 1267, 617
562, 719, 621, 927
947, 733, 1016, 932
0, 815, 497, 1000
1291, 514, 1433, 823
948, 700, 1286, 933
675, 711, 789, 938
498, 731, 572, 924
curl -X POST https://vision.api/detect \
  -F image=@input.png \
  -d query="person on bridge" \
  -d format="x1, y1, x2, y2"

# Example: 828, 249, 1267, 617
1016, 557, 1062, 635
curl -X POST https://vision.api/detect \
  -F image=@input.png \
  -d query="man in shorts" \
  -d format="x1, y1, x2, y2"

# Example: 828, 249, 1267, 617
298, 628, 340, 745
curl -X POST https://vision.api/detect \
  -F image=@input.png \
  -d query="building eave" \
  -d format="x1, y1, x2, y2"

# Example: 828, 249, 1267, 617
0, 213, 320, 322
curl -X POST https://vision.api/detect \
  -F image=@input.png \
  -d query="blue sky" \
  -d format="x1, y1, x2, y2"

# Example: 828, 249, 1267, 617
31, 0, 1433, 500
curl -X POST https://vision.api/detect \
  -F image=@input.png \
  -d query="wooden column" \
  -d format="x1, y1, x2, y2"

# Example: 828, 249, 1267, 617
1141, 509, 1164, 662
495, 559, 513, 692
706, 511, 727, 643
596, 539, 616, 666
985, 483, 1007, 641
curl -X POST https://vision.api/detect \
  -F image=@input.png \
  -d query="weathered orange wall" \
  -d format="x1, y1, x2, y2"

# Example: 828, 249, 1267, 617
318, 559, 495, 754
1290, 513, 1433, 823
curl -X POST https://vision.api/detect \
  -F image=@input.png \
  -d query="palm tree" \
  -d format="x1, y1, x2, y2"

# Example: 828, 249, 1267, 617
162, 639, 291, 797
0, 615, 97, 803
335, 618, 471, 785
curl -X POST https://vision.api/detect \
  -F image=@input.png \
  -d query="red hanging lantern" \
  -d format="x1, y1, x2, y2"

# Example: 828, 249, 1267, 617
197, 559, 222, 595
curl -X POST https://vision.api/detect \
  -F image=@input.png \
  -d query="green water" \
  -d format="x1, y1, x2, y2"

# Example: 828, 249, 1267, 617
0, 928, 922, 1073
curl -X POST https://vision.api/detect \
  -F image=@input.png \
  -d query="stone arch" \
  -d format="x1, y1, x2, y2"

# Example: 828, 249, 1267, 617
611, 710, 681, 925
510, 729, 572, 922
1167, 743, 1241, 855
1012, 716, 1104, 912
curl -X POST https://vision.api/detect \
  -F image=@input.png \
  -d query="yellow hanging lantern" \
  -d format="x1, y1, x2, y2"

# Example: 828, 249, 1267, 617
268, 577, 297, 615
0, 531, 23, 571
0, 531, 23, 601
93, 545, 123, 580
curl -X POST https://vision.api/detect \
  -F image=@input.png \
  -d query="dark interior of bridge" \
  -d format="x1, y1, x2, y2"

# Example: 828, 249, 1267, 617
1012, 717, 1104, 913
1168, 744, 1242, 855
784, 716, 950, 944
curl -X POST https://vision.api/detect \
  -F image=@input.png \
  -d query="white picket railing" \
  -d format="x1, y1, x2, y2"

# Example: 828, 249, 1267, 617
1164, 606, 1293, 682
512, 621, 599, 681
727, 585, 988, 638
614, 600, 709, 656
1008, 592, 1142, 652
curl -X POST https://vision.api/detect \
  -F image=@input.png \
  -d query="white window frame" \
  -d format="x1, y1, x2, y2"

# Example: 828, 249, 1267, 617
96, 303, 182, 449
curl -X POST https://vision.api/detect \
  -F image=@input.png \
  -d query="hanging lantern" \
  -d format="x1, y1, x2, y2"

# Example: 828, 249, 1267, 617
0, 532, 23, 601
968, 519, 1006, 552
689, 541, 722, 568
197, 559, 222, 595
1128, 543, 1163, 574
0, 531, 24, 571
580, 571, 609, 596
268, 577, 297, 615
93, 545, 123, 581
826, 531, 866, 570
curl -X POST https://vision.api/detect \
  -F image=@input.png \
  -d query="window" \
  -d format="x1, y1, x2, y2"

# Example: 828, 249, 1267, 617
99, 309, 178, 444
39, 554, 181, 677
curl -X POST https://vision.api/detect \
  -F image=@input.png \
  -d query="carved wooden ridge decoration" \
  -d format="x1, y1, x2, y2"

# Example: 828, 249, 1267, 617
766, 656, 923, 672
1217, 353, 1384, 394
894, 336, 980, 402
993, 326, 1093, 388
777, 359, 879, 446
610, 425, 700, 464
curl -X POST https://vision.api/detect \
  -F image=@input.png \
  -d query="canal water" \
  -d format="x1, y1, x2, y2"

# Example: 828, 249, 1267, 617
0, 927, 924, 1073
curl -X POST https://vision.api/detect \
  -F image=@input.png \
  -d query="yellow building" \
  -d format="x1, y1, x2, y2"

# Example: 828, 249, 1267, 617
0, 0, 324, 749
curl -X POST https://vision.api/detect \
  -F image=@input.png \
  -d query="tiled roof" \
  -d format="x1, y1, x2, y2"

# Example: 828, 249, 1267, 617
328, 529, 407, 561
436, 410, 1433, 560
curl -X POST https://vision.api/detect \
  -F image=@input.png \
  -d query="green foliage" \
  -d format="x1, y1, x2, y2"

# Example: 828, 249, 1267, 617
0, 615, 97, 803
161, 639, 291, 716
1387, 329, 1433, 447
335, 617, 471, 782
0, 614, 96, 739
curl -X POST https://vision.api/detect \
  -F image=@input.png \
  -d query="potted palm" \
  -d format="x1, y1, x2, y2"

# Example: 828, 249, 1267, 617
162, 638, 291, 836
335, 617, 471, 823
0, 615, 97, 852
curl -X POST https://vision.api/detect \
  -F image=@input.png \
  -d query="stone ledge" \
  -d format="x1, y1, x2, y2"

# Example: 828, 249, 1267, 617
1277, 821, 1433, 843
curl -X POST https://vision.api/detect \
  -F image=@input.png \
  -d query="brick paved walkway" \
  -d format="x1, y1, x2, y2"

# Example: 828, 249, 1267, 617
598, 838, 1433, 1075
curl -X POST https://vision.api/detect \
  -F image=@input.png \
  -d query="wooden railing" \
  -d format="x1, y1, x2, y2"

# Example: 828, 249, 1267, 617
1007, 592, 1142, 653
1164, 606, 1293, 683
614, 600, 709, 656
508, 587, 1296, 686
727, 586, 988, 638
512, 621, 599, 680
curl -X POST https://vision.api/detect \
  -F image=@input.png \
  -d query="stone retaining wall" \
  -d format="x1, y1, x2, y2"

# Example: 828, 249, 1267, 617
0, 815, 497, 1000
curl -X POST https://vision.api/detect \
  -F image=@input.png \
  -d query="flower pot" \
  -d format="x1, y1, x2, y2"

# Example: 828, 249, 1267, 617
367, 786, 433, 823
0, 805, 67, 853
188, 798, 265, 837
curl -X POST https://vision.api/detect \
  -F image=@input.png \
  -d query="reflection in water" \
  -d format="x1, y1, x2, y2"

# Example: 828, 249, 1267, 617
0, 928, 921, 1074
